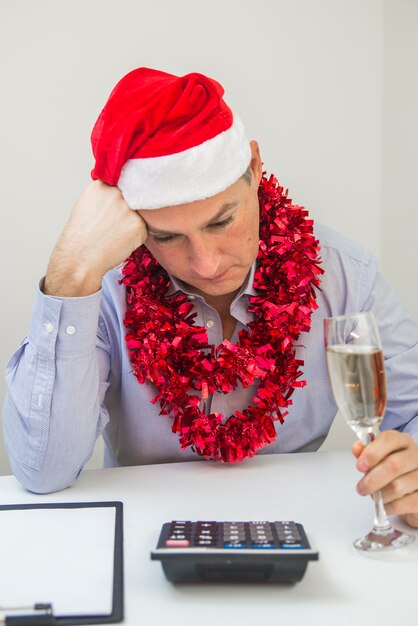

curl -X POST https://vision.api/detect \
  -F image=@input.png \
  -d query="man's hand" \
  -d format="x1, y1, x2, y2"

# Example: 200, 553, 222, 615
353, 430, 418, 528
45, 181, 147, 297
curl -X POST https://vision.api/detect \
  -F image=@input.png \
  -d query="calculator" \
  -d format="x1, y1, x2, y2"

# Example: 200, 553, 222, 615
151, 520, 319, 583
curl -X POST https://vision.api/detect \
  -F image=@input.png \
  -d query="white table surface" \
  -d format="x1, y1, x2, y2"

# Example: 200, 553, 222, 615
1, 450, 417, 626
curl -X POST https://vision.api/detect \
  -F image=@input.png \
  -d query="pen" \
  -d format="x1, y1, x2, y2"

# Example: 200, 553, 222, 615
0, 604, 57, 626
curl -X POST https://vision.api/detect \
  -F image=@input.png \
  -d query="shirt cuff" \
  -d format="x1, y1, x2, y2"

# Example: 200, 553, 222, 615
28, 279, 102, 358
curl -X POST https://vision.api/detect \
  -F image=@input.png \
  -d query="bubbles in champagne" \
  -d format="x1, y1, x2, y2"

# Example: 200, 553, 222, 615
326, 344, 387, 435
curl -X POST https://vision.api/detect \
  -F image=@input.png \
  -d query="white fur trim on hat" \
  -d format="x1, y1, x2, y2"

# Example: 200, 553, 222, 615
117, 114, 251, 210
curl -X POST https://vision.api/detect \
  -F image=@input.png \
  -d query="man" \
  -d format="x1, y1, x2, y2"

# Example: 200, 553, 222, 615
3, 68, 418, 528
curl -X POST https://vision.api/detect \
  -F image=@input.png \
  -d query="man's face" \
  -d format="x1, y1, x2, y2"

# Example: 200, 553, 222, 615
139, 142, 262, 299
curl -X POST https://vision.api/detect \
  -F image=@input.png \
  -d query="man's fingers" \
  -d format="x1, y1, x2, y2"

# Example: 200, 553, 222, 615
352, 440, 364, 459
357, 447, 418, 494
352, 430, 418, 527
399, 512, 418, 529
384, 486, 418, 519
380, 468, 418, 504
355, 430, 413, 472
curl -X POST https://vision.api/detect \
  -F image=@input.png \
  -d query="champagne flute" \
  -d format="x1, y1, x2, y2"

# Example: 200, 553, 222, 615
324, 312, 415, 551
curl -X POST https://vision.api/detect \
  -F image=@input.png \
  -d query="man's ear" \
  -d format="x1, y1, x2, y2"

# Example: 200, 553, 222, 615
249, 140, 263, 185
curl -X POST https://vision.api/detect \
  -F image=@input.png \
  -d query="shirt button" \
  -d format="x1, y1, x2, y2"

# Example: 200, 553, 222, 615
44, 322, 54, 333
205, 319, 214, 329
66, 325, 76, 335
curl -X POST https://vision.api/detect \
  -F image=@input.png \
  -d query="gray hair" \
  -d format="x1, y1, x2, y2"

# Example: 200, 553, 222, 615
241, 165, 253, 185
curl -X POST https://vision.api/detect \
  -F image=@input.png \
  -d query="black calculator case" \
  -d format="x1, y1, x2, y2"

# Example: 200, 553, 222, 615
151, 521, 319, 583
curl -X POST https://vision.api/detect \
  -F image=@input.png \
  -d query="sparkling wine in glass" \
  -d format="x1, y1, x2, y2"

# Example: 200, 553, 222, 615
324, 312, 415, 551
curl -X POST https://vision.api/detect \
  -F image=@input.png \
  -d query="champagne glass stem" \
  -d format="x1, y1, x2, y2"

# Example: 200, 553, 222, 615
361, 427, 391, 533
372, 490, 391, 531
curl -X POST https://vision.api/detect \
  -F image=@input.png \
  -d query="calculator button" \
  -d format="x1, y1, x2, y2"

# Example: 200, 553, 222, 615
224, 543, 246, 549
280, 543, 304, 549
165, 539, 190, 547
275, 522, 296, 528
251, 535, 272, 542
276, 525, 299, 535
280, 537, 304, 545
278, 532, 299, 539
250, 530, 274, 539
252, 543, 275, 549
170, 523, 192, 532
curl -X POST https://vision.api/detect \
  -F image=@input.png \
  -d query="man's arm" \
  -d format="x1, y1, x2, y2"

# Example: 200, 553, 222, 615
3, 182, 147, 492
4, 286, 109, 492
44, 180, 147, 297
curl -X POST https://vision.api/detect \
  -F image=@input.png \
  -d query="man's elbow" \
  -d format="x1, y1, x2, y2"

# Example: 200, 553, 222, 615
9, 458, 80, 494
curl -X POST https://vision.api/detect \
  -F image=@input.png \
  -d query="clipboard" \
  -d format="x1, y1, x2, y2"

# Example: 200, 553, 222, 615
0, 501, 123, 625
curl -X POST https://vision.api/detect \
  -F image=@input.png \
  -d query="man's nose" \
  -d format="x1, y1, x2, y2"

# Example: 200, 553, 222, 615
188, 236, 221, 279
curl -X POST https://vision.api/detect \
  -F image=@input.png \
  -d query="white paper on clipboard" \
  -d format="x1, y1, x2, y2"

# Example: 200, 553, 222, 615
0, 505, 116, 616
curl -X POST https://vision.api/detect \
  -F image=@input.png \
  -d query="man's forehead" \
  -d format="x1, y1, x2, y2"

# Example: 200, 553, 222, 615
139, 199, 240, 235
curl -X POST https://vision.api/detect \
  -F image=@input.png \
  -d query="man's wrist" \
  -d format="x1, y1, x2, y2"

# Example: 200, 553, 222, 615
44, 265, 103, 297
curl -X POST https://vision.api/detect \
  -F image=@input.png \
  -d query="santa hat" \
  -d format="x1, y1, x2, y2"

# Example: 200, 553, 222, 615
91, 68, 251, 209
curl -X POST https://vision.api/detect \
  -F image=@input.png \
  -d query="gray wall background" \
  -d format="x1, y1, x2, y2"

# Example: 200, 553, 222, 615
0, 0, 417, 475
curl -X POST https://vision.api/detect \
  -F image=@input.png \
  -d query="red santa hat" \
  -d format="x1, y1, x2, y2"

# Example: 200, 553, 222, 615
91, 67, 251, 209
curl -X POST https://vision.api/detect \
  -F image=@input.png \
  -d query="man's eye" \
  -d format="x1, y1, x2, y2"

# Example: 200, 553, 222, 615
209, 216, 234, 229
153, 234, 177, 244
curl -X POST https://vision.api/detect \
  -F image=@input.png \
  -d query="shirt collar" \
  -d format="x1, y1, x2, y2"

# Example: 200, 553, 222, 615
166, 261, 258, 301
165, 264, 257, 328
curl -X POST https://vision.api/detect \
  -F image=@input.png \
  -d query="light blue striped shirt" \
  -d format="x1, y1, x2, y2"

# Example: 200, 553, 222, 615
4, 223, 418, 493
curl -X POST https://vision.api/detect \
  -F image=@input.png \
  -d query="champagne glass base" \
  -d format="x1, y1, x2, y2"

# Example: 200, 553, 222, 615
354, 527, 415, 551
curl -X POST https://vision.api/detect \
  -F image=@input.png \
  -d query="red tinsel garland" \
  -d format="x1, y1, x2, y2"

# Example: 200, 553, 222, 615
121, 173, 323, 462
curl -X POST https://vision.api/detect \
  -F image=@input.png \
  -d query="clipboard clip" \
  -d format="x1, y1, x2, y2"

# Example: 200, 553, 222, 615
0, 603, 56, 626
